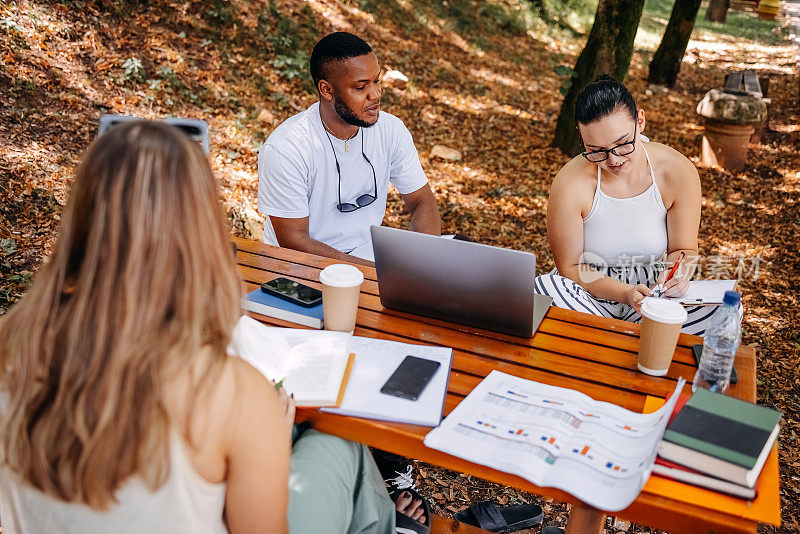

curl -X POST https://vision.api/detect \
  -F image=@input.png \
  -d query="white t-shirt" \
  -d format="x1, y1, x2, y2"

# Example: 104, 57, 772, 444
257, 102, 429, 253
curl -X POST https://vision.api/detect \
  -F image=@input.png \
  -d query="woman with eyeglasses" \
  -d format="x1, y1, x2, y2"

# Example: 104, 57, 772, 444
535, 75, 721, 335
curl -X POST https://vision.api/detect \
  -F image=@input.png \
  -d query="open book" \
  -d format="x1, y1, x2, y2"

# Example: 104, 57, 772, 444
228, 316, 354, 407
424, 371, 684, 512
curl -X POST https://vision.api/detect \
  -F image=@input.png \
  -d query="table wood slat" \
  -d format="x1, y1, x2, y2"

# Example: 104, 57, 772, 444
241, 307, 752, 419
235, 238, 732, 350
240, 274, 750, 402
238, 266, 687, 373
236, 261, 754, 369
243, 307, 649, 411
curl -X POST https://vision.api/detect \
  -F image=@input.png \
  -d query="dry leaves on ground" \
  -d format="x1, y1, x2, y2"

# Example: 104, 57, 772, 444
1, 0, 798, 531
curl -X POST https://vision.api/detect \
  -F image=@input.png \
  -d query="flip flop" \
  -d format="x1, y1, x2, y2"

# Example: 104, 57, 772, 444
373, 449, 418, 501
394, 487, 431, 534
384, 463, 417, 500
454, 500, 544, 533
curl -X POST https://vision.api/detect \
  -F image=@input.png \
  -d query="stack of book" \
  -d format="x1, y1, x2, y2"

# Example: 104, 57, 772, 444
241, 287, 324, 329
654, 388, 781, 499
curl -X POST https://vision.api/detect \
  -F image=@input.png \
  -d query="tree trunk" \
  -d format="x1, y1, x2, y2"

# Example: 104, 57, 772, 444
552, 0, 647, 156
648, 0, 702, 87
705, 0, 730, 22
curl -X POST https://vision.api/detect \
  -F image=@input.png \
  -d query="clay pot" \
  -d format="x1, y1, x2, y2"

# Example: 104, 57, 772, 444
700, 119, 755, 172
697, 89, 767, 172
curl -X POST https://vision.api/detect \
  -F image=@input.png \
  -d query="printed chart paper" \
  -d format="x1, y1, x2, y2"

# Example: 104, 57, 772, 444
424, 371, 685, 511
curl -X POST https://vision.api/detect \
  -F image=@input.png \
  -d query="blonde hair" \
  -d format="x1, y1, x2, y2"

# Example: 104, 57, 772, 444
0, 122, 241, 509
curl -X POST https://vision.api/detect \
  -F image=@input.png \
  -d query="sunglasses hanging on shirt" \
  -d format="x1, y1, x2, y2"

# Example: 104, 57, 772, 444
322, 126, 378, 213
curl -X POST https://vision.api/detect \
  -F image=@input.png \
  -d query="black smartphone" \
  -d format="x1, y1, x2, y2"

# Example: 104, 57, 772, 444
692, 344, 737, 384
261, 277, 323, 308
380, 355, 441, 401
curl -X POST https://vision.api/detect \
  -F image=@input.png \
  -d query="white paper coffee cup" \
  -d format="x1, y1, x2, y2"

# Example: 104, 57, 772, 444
319, 264, 364, 332
637, 298, 687, 376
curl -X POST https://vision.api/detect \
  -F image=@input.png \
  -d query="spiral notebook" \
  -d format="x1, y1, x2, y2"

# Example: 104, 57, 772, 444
321, 336, 452, 427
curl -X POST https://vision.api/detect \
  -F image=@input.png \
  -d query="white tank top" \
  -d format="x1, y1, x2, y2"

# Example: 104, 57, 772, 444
0, 429, 228, 534
582, 146, 668, 268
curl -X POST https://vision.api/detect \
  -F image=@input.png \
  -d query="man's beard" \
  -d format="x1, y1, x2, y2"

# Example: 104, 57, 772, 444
333, 96, 378, 128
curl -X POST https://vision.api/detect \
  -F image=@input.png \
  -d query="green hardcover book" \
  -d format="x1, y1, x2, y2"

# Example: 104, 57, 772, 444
658, 389, 781, 488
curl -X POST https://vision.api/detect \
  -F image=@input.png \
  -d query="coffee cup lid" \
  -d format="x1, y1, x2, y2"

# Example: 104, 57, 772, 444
319, 264, 364, 288
640, 298, 687, 324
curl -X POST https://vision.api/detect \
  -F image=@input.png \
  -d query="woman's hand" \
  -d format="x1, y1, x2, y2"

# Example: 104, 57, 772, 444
627, 284, 650, 312
275, 385, 296, 430
654, 269, 690, 298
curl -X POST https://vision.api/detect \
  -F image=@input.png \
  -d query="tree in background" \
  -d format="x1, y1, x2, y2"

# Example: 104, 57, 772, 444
648, 0, 702, 87
552, 0, 646, 155
705, 0, 730, 22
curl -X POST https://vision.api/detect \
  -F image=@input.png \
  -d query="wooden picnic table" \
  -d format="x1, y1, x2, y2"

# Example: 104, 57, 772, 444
235, 238, 778, 534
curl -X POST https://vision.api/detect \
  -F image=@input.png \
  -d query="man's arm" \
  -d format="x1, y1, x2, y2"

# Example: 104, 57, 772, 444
400, 184, 441, 235
270, 215, 375, 267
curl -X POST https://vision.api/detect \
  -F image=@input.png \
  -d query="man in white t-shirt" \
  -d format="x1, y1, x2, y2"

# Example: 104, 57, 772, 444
258, 32, 441, 266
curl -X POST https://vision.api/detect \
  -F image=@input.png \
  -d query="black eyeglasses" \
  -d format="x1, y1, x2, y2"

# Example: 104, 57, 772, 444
581, 124, 637, 163
323, 128, 378, 213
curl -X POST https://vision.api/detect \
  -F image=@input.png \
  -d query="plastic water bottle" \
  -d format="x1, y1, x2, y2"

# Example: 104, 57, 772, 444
693, 291, 741, 394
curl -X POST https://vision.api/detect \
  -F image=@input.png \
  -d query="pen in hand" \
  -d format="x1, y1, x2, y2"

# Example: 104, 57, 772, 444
274, 377, 286, 391
649, 251, 685, 298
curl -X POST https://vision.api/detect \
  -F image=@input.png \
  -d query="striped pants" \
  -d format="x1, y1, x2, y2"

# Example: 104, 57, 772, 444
534, 265, 724, 336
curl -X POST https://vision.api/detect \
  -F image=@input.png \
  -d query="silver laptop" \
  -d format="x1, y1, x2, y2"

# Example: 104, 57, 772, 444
371, 226, 553, 338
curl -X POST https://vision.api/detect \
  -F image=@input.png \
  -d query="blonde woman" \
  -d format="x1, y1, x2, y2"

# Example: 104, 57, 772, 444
0, 122, 427, 533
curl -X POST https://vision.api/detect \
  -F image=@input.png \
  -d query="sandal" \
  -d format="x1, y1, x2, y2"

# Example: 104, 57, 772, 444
385, 464, 416, 499
454, 500, 544, 533
394, 487, 431, 534
373, 449, 418, 500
